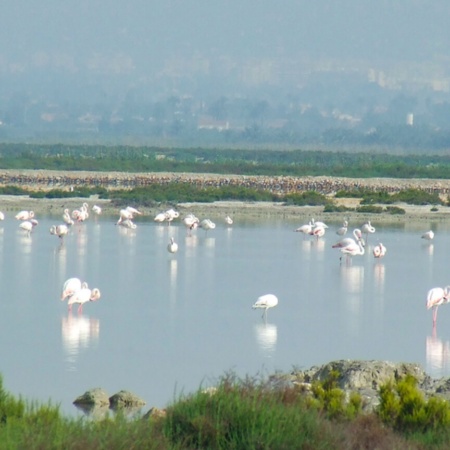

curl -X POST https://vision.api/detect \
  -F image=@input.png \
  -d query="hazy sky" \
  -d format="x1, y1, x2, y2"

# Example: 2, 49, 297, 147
2, 0, 449, 65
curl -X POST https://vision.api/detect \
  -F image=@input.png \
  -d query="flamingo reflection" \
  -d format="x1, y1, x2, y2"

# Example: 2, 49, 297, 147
62, 314, 100, 371
254, 322, 277, 356
426, 327, 450, 378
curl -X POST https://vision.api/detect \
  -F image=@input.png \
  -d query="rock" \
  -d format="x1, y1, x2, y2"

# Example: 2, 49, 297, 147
73, 388, 110, 407
109, 390, 146, 409
290, 360, 436, 413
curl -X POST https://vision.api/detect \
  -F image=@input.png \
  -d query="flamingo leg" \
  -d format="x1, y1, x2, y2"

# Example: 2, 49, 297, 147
433, 307, 438, 325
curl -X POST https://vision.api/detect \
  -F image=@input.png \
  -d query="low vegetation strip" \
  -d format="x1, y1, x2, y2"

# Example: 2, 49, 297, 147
2, 169, 450, 196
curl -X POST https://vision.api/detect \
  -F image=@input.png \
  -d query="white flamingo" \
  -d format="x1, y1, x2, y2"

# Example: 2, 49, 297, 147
167, 237, 178, 254
19, 219, 38, 236
15, 210, 34, 221
225, 215, 233, 226
0, 211, 5, 220
68, 288, 101, 313
165, 208, 180, 225
252, 294, 279, 319
339, 238, 365, 264
295, 221, 313, 237
62, 208, 74, 226
183, 214, 199, 235
118, 219, 137, 229
422, 230, 434, 241
92, 205, 102, 216
332, 229, 363, 249
312, 218, 328, 229
427, 286, 450, 326
361, 220, 376, 240
50, 224, 69, 240
336, 220, 348, 236
154, 212, 167, 224
61, 277, 88, 301
200, 219, 216, 234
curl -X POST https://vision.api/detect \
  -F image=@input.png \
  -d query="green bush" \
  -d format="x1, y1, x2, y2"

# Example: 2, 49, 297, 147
378, 375, 450, 434
356, 205, 384, 214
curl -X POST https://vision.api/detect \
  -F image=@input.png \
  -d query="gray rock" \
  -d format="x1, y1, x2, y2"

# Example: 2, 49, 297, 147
109, 390, 146, 409
73, 388, 110, 407
290, 360, 440, 413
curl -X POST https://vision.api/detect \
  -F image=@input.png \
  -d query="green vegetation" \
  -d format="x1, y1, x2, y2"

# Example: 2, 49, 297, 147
377, 375, 450, 447
2, 143, 450, 180
2, 371, 450, 449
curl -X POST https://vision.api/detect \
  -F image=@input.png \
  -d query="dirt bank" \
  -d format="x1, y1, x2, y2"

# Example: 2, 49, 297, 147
0, 169, 448, 223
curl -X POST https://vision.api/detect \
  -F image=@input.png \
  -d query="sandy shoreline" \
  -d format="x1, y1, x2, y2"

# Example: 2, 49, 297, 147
0, 169, 448, 223
1, 194, 449, 224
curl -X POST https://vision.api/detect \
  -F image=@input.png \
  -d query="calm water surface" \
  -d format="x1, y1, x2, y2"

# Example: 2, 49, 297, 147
1, 211, 450, 416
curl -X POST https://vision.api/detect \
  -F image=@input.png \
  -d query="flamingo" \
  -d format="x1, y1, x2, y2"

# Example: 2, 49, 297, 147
19, 219, 38, 236
200, 219, 216, 234
118, 219, 137, 229
165, 208, 180, 225
339, 238, 365, 264
336, 220, 348, 236
62, 209, 74, 226
68, 288, 101, 313
427, 286, 450, 326
125, 206, 141, 216
167, 237, 178, 254
312, 218, 328, 229
225, 215, 233, 226
373, 243, 387, 259
295, 221, 313, 236
154, 212, 167, 224
50, 224, 69, 240
92, 205, 102, 216
15, 210, 34, 221
361, 221, 376, 240
332, 229, 363, 249
422, 230, 434, 241
0, 211, 4, 220
310, 225, 326, 240
183, 214, 199, 235
61, 277, 88, 301
252, 294, 278, 319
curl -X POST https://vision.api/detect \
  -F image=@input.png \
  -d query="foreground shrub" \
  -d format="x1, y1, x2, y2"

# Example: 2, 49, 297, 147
378, 374, 450, 434
164, 374, 340, 449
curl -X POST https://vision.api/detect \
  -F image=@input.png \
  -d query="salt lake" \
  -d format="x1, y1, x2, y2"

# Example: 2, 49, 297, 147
0, 209, 449, 417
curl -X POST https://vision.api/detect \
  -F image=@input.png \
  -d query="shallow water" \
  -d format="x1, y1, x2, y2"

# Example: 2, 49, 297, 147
0, 211, 449, 417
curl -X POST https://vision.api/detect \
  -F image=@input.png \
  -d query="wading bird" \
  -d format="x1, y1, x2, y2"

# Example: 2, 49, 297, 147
167, 237, 178, 254
422, 230, 435, 241
426, 286, 450, 326
373, 243, 387, 259
252, 294, 278, 319
68, 288, 101, 314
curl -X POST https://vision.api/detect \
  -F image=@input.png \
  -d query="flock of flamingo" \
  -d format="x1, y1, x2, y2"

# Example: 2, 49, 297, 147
0, 202, 239, 315
295, 216, 443, 328
4, 202, 442, 325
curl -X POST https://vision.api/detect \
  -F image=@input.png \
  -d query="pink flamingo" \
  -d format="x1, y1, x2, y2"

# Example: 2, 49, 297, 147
427, 286, 450, 326
373, 243, 387, 259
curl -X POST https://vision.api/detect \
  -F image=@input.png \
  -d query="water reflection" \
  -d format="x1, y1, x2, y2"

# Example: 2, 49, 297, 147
254, 321, 277, 356
62, 314, 100, 371
373, 263, 386, 293
340, 265, 365, 294
169, 259, 178, 308
426, 327, 450, 378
